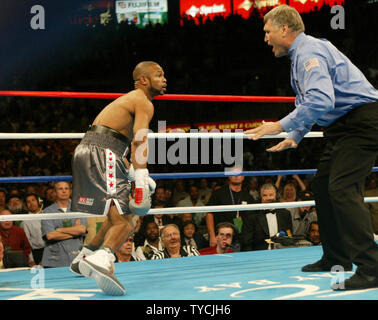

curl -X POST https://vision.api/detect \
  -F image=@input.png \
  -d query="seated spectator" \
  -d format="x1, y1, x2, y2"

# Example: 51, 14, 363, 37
306, 222, 321, 246
247, 177, 260, 201
152, 186, 166, 204
278, 180, 302, 227
135, 221, 164, 260
0, 208, 34, 267
199, 222, 236, 255
155, 200, 181, 228
133, 202, 179, 245
276, 174, 306, 197
178, 212, 194, 226
198, 178, 212, 205
7, 194, 28, 226
0, 188, 7, 211
20, 193, 46, 265
291, 191, 318, 237
151, 224, 199, 259
171, 180, 188, 206
164, 186, 174, 207
177, 185, 205, 227
44, 186, 56, 207
115, 235, 136, 262
180, 220, 208, 250
206, 172, 256, 251
41, 181, 88, 268
241, 183, 293, 251
279, 182, 297, 202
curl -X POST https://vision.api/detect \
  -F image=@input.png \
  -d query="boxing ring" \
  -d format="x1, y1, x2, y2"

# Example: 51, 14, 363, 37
0, 91, 378, 301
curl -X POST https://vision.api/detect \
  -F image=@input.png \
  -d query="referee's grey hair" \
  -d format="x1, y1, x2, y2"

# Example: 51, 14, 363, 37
264, 5, 305, 33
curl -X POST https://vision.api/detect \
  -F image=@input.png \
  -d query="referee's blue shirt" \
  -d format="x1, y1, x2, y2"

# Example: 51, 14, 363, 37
280, 32, 378, 143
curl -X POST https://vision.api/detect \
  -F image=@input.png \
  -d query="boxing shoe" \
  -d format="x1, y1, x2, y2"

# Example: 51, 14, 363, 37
70, 246, 94, 276
79, 249, 125, 296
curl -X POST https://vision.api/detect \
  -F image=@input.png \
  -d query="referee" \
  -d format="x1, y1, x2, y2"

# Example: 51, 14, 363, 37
245, 5, 378, 290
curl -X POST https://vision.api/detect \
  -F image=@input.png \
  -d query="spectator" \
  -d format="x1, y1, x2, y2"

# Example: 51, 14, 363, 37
0, 208, 34, 267
171, 180, 188, 206
115, 236, 136, 262
291, 191, 318, 237
154, 201, 181, 227
20, 193, 46, 265
41, 181, 88, 268
180, 220, 208, 250
247, 177, 260, 201
177, 185, 205, 227
276, 175, 306, 200
164, 186, 174, 207
142, 201, 177, 230
152, 186, 166, 205
44, 186, 56, 207
277, 180, 302, 228
151, 224, 199, 259
135, 221, 164, 260
307, 222, 321, 246
279, 182, 298, 202
198, 178, 212, 205
199, 222, 235, 255
178, 212, 194, 226
205, 172, 256, 251
0, 188, 7, 211
134, 202, 179, 246
7, 194, 28, 215
241, 183, 292, 251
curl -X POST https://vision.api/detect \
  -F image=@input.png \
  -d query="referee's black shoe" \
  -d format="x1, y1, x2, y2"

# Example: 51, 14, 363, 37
301, 258, 353, 272
332, 270, 378, 290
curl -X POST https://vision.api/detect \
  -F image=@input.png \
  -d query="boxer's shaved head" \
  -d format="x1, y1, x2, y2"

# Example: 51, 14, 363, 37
133, 61, 160, 82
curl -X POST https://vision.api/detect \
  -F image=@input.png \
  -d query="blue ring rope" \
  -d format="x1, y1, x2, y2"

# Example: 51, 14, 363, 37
0, 167, 377, 183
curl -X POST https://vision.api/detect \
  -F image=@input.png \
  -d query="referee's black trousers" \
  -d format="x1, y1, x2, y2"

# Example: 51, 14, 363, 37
312, 101, 378, 276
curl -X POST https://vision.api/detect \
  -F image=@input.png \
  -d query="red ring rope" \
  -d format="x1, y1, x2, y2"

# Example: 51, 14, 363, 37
0, 91, 295, 103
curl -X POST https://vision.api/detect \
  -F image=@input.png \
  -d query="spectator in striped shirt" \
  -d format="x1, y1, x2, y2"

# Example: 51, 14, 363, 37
151, 224, 199, 259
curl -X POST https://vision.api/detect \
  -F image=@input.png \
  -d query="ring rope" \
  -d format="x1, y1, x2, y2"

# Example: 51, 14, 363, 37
0, 91, 296, 103
0, 132, 324, 140
1, 198, 378, 222
1, 167, 378, 183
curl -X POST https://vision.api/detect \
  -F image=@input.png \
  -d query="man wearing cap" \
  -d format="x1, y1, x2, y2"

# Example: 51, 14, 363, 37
291, 190, 318, 237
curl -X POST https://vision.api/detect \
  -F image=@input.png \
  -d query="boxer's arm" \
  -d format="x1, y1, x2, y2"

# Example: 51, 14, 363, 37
131, 99, 153, 169
129, 99, 156, 213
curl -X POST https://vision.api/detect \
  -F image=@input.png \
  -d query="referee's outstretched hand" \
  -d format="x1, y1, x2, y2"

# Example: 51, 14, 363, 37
244, 121, 283, 140
266, 138, 298, 152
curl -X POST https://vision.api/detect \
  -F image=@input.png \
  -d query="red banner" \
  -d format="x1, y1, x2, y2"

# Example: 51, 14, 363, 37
180, 0, 232, 23
288, 0, 345, 13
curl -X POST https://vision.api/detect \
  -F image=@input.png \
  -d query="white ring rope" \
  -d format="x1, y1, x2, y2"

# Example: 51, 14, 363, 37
1, 198, 377, 221
0, 131, 324, 140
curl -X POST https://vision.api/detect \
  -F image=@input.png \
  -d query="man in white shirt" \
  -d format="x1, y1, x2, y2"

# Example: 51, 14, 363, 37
20, 193, 46, 265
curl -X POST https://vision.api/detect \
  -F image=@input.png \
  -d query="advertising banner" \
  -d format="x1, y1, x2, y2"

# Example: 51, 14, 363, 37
115, 0, 168, 27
